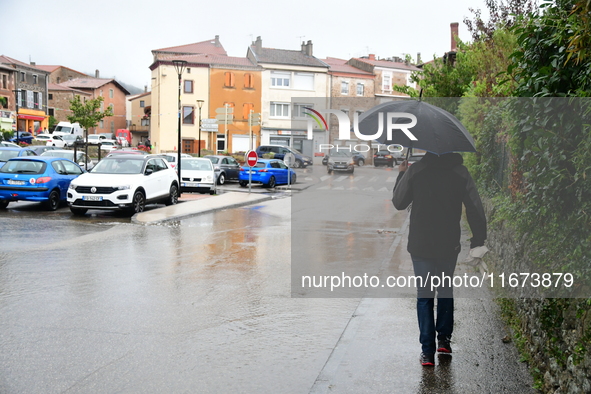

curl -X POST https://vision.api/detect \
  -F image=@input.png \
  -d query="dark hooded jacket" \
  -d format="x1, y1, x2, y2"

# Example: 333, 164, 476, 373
392, 152, 487, 259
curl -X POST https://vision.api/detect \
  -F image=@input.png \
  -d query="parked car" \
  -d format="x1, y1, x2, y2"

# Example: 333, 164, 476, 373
0, 141, 22, 148
255, 145, 312, 168
98, 140, 120, 152
0, 156, 84, 210
45, 134, 67, 147
238, 159, 296, 188
322, 150, 366, 166
67, 155, 179, 216
327, 151, 355, 174
40, 149, 95, 171
156, 153, 192, 170
61, 134, 84, 147
203, 155, 240, 185
30, 145, 64, 156
373, 150, 397, 167
0, 147, 37, 168
86, 134, 107, 143
107, 149, 149, 157
34, 133, 53, 143
179, 157, 216, 195
9, 131, 34, 145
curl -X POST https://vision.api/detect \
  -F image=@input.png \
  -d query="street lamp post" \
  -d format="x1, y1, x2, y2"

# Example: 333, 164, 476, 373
172, 60, 187, 188
196, 100, 204, 156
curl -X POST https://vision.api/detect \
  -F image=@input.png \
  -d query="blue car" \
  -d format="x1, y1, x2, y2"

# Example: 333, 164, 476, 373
0, 147, 37, 169
9, 131, 34, 145
0, 156, 84, 210
238, 159, 296, 188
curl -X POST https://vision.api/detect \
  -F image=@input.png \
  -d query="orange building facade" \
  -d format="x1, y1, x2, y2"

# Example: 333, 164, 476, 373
208, 65, 262, 154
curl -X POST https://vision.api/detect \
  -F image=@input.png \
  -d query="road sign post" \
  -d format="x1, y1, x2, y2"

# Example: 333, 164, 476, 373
246, 150, 258, 193
283, 152, 295, 186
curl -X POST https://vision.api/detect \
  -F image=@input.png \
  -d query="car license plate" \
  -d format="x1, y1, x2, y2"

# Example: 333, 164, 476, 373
82, 195, 102, 201
7, 180, 25, 185
182, 182, 200, 187
248, 171, 256, 174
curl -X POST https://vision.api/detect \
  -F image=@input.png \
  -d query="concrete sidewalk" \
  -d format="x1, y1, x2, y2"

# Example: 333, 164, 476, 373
132, 191, 273, 224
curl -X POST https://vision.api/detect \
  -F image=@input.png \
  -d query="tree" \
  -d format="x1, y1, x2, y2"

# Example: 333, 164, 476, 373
67, 95, 113, 136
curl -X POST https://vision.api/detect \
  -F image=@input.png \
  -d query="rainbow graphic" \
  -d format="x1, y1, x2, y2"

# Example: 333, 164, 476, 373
304, 107, 327, 130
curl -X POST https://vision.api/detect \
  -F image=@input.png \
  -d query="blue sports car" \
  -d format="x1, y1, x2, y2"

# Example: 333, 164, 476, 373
0, 156, 84, 210
238, 159, 296, 188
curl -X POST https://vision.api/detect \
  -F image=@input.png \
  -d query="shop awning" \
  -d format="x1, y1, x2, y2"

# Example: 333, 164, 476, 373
18, 114, 46, 121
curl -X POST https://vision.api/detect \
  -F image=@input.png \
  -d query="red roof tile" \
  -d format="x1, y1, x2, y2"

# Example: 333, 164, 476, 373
153, 38, 227, 56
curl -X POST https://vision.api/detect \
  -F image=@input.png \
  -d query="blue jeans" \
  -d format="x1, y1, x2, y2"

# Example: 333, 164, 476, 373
411, 254, 457, 355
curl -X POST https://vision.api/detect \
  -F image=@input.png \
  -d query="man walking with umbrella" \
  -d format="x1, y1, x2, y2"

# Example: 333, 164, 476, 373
392, 152, 487, 366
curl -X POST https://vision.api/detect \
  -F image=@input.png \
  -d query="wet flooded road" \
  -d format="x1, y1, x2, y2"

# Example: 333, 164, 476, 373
0, 197, 363, 393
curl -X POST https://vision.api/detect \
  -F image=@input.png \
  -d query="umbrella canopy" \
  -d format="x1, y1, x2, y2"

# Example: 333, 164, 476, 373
355, 100, 476, 155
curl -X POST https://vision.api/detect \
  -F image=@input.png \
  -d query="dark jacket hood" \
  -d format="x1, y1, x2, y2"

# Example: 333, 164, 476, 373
421, 152, 463, 169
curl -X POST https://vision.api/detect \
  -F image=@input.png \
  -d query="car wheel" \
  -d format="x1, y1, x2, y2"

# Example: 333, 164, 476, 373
70, 207, 87, 216
289, 173, 297, 184
327, 167, 332, 174
0, 200, 9, 209
265, 176, 276, 188
292, 160, 302, 168
358, 159, 364, 167
130, 190, 146, 214
44, 190, 60, 211
209, 188, 216, 195
217, 172, 226, 185
239, 181, 247, 187
165, 184, 179, 206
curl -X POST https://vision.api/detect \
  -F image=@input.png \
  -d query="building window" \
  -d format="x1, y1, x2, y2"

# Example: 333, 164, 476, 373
33, 75, 38, 84
243, 103, 254, 120
293, 73, 314, 90
99, 90, 103, 97
357, 83, 364, 96
382, 73, 392, 92
26, 91, 33, 108
293, 103, 312, 118
270, 102, 290, 118
48, 93, 53, 100
100, 120, 104, 128
48, 108, 54, 116
141, 118, 150, 127
183, 106, 194, 124
1, 74, 7, 89
270, 71, 290, 87
109, 104, 114, 113
140, 100, 145, 108
20, 72, 25, 82
187, 68, 191, 74
109, 89, 114, 98
111, 121, 115, 133
224, 72, 235, 88
184, 80, 193, 93
244, 73, 254, 89
341, 81, 349, 95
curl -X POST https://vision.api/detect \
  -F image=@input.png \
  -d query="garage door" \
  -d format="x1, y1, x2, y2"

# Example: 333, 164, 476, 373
232, 135, 257, 152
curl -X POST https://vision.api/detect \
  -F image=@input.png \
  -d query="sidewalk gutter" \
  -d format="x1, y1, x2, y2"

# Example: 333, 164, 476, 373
131, 192, 273, 225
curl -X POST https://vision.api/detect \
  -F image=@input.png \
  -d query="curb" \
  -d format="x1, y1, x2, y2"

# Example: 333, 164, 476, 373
131, 192, 274, 225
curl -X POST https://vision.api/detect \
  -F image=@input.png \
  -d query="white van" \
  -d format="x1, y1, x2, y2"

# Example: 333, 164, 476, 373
53, 122, 84, 137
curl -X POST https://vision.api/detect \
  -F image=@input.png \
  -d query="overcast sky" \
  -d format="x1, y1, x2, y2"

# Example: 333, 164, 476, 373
4, 0, 485, 90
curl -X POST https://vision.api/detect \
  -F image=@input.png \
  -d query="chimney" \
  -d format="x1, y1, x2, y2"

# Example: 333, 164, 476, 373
450, 22, 459, 51
214, 35, 220, 47
30, 61, 36, 66
144, 85, 147, 93
253, 36, 262, 52
95, 69, 100, 78
417, 52, 422, 64
368, 54, 375, 60
301, 40, 313, 56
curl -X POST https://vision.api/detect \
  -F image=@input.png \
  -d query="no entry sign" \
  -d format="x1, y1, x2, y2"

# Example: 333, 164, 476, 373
246, 150, 258, 167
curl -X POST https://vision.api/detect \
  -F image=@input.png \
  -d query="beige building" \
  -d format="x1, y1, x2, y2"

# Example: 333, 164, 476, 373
128, 91, 151, 146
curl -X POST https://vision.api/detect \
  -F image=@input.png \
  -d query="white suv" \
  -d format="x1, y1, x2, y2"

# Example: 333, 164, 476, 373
67, 154, 179, 216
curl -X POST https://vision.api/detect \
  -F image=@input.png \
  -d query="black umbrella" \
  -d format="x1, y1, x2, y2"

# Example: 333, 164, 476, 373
355, 99, 476, 155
